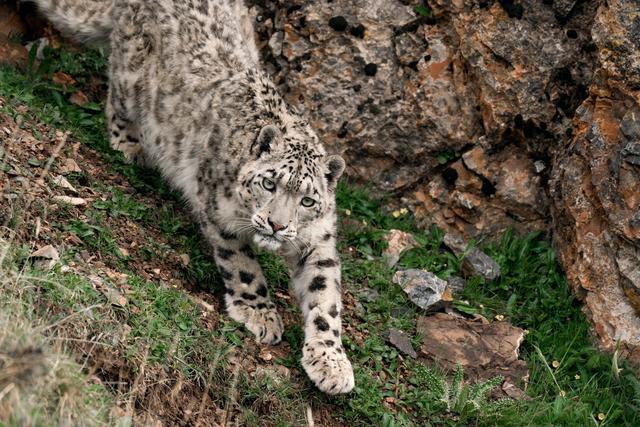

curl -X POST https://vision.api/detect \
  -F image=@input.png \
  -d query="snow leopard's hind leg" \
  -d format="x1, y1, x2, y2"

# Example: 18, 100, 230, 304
106, 84, 144, 164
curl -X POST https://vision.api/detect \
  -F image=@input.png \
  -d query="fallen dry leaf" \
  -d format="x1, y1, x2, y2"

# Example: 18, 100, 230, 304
59, 158, 82, 174
69, 90, 89, 106
53, 195, 87, 206
179, 253, 190, 267
51, 174, 78, 193
89, 275, 127, 307
259, 350, 274, 362
104, 269, 129, 284
30, 244, 59, 260
29, 244, 60, 270
52, 71, 76, 89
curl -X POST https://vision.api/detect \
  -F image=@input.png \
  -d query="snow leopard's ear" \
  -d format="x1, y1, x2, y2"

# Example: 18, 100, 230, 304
251, 125, 280, 158
325, 155, 345, 189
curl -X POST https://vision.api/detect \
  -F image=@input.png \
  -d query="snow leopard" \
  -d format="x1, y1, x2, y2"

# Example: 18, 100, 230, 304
32, 0, 354, 394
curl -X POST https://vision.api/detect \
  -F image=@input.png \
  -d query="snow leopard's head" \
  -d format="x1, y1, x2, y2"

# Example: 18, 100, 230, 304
236, 124, 345, 251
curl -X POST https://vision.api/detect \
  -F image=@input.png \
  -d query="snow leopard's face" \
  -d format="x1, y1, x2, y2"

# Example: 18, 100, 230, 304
236, 126, 345, 251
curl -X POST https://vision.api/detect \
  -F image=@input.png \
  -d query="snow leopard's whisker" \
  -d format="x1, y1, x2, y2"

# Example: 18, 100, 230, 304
227, 218, 256, 234
297, 237, 312, 253
231, 224, 256, 235
288, 239, 304, 256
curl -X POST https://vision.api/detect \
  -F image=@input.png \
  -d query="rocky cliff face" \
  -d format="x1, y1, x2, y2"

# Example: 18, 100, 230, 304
249, 0, 640, 362
550, 0, 640, 364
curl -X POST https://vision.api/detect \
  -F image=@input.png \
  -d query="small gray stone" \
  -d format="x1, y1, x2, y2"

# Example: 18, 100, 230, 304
462, 249, 501, 282
390, 306, 413, 318
269, 31, 284, 56
358, 287, 379, 302
534, 160, 546, 173
443, 232, 467, 254
386, 328, 417, 358
394, 32, 426, 65
393, 269, 447, 310
443, 233, 501, 281
552, 0, 577, 19
447, 275, 466, 293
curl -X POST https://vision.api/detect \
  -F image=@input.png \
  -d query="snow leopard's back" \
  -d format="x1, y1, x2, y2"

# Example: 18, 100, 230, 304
32, 0, 259, 71
110, 0, 259, 78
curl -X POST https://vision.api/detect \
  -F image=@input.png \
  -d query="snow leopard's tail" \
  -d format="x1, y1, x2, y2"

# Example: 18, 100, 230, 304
30, 0, 114, 44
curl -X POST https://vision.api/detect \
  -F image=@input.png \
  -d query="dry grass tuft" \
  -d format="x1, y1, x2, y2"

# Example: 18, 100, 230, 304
0, 240, 111, 426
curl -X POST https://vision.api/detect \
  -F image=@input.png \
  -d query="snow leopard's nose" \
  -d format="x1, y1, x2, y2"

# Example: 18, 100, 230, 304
268, 219, 287, 233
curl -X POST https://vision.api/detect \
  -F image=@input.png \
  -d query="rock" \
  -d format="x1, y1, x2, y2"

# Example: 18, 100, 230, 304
461, 249, 501, 282
502, 380, 527, 399
442, 232, 501, 281
394, 32, 425, 65
247, 0, 594, 237
443, 232, 466, 253
393, 269, 447, 310
390, 306, 412, 318
382, 229, 418, 267
549, 0, 640, 364
358, 287, 379, 302
417, 313, 529, 388
0, 5, 27, 39
254, 364, 291, 385
552, 0, 578, 19
446, 275, 466, 293
268, 31, 284, 56
251, 0, 596, 240
385, 328, 417, 358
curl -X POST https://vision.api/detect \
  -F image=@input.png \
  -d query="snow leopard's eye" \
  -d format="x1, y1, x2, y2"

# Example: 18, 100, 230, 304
301, 197, 316, 207
262, 177, 276, 192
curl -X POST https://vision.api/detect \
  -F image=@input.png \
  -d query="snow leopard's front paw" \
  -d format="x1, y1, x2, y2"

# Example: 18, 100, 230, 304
227, 301, 283, 345
301, 338, 354, 394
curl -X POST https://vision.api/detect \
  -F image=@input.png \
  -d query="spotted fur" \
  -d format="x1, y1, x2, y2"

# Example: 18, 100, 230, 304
33, 0, 354, 394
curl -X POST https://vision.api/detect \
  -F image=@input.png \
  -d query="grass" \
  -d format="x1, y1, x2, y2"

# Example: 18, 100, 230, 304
0, 43, 639, 426
0, 243, 113, 426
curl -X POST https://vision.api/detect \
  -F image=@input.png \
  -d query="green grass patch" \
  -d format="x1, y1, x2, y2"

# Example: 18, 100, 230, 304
337, 181, 640, 426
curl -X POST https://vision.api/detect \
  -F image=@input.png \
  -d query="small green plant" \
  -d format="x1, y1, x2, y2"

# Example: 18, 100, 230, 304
435, 149, 460, 165
414, 4, 432, 18
426, 365, 505, 415
92, 187, 150, 221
